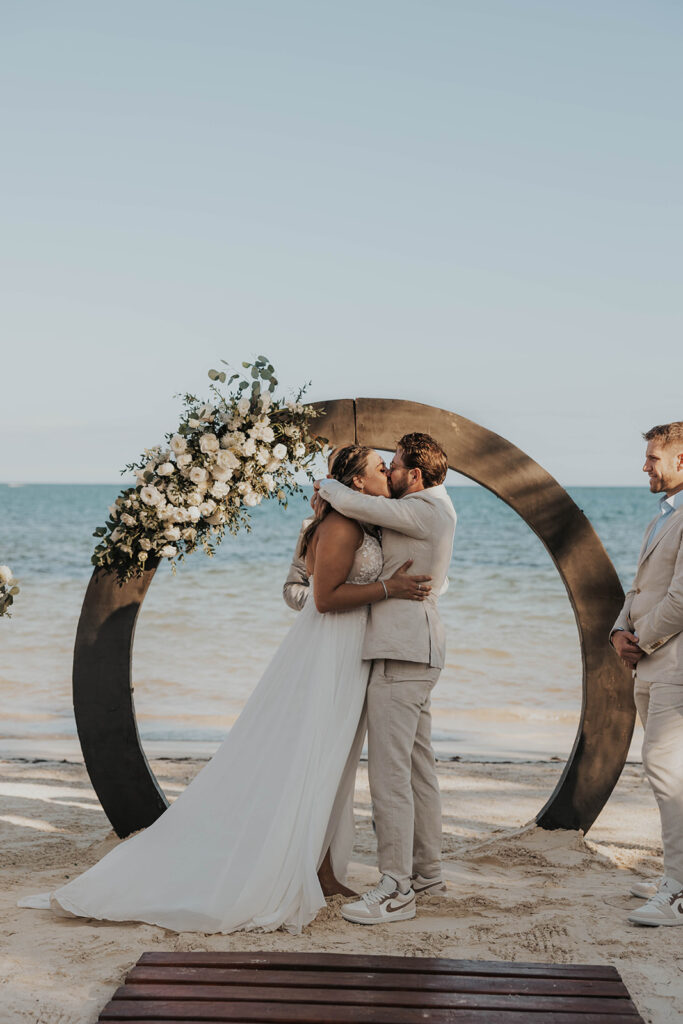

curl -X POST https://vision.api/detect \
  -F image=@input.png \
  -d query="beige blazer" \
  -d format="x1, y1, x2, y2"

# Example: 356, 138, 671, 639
612, 506, 683, 683
282, 517, 312, 611
318, 481, 457, 668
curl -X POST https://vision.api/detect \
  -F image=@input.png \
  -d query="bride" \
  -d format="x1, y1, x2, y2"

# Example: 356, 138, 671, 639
18, 445, 432, 934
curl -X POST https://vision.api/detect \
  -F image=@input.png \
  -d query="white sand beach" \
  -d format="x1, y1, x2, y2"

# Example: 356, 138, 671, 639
1, 756, 680, 1024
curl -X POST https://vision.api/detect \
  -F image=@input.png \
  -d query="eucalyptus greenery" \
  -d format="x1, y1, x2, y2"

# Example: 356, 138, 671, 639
92, 357, 327, 584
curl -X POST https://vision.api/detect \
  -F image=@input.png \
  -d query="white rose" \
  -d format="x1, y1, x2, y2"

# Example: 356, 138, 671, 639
210, 481, 230, 499
140, 484, 164, 506
260, 426, 275, 443
294, 443, 306, 458
199, 499, 217, 517
189, 466, 209, 485
164, 525, 181, 541
273, 443, 287, 460
176, 453, 192, 468
284, 424, 299, 437
262, 473, 275, 491
111, 528, 123, 542
242, 437, 256, 456
211, 465, 233, 483
140, 538, 152, 551
199, 433, 219, 454
121, 513, 137, 527
188, 418, 200, 428
260, 392, 272, 411
237, 396, 251, 416
266, 458, 281, 473
187, 506, 201, 522
243, 492, 262, 507
220, 430, 245, 449
161, 504, 181, 521
108, 504, 119, 519
255, 446, 269, 465
0, 565, 13, 585
157, 462, 175, 476
170, 434, 187, 455
182, 527, 197, 542
216, 449, 240, 471
159, 544, 178, 558
198, 404, 215, 421
185, 489, 204, 505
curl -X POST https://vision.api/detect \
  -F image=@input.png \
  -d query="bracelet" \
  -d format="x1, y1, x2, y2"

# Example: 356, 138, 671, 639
380, 580, 388, 600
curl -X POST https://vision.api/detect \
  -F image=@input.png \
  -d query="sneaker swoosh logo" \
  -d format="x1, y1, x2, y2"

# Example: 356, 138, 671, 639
386, 898, 413, 913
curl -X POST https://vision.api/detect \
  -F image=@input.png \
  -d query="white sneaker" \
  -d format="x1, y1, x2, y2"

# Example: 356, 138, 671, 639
341, 874, 416, 925
411, 873, 447, 894
628, 877, 683, 927
630, 876, 662, 899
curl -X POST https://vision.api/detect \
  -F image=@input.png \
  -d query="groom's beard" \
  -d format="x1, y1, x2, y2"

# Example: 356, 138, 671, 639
388, 476, 408, 499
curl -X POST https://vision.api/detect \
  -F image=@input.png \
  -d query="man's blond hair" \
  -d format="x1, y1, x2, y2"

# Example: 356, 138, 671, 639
643, 422, 683, 447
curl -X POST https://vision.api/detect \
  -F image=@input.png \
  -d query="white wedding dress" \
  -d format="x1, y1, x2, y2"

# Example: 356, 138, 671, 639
19, 530, 383, 934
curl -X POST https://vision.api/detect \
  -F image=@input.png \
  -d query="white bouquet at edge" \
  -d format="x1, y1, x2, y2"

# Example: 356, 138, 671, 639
0, 565, 19, 617
92, 357, 327, 584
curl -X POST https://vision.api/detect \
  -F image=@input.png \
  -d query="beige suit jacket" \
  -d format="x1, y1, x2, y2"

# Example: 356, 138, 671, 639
282, 517, 312, 611
318, 481, 457, 667
612, 505, 683, 683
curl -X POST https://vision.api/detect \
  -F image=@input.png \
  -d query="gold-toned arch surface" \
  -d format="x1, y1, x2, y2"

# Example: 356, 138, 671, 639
73, 398, 634, 840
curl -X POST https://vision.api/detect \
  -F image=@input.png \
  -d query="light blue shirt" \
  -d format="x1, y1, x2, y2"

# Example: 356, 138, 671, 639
645, 489, 683, 553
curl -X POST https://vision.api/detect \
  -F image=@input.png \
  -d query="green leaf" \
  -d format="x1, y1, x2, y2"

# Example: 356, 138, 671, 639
238, 381, 248, 391
251, 366, 259, 378
242, 361, 251, 368
218, 372, 226, 383
257, 354, 268, 362
10, 586, 19, 595
208, 369, 219, 380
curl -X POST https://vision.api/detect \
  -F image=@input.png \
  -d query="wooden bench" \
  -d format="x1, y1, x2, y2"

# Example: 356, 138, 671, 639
98, 950, 644, 1022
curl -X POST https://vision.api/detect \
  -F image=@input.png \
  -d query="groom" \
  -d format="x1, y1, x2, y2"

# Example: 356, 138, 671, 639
317, 432, 456, 923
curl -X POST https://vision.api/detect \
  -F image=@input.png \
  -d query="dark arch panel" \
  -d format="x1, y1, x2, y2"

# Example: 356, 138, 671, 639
73, 397, 634, 837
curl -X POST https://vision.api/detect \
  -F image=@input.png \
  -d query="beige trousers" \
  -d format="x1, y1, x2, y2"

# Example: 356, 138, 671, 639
367, 659, 442, 889
634, 678, 683, 886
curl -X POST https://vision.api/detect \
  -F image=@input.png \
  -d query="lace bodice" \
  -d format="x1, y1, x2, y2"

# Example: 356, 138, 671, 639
347, 530, 383, 585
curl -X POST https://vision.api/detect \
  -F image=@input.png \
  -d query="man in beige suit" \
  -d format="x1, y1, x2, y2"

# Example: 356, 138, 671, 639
317, 432, 456, 924
611, 421, 683, 927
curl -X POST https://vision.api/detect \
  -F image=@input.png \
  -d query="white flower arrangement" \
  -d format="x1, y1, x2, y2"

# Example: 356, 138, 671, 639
92, 357, 326, 584
0, 565, 19, 618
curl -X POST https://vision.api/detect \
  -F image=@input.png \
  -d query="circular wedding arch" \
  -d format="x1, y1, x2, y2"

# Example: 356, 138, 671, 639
73, 398, 635, 839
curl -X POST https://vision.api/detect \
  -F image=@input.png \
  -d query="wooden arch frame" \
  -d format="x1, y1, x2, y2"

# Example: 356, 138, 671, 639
73, 398, 634, 840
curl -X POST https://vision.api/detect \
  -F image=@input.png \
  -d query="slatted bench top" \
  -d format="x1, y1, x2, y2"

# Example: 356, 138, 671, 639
98, 950, 645, 1023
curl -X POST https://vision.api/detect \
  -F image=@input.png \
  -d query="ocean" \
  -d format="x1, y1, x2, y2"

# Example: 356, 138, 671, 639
0, 483, 655, 761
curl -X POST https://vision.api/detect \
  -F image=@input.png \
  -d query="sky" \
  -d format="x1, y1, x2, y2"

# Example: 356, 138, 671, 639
2, 0, 681, 485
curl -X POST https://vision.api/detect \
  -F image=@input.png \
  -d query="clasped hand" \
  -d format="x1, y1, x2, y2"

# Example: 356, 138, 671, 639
612, 630, 643, 667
